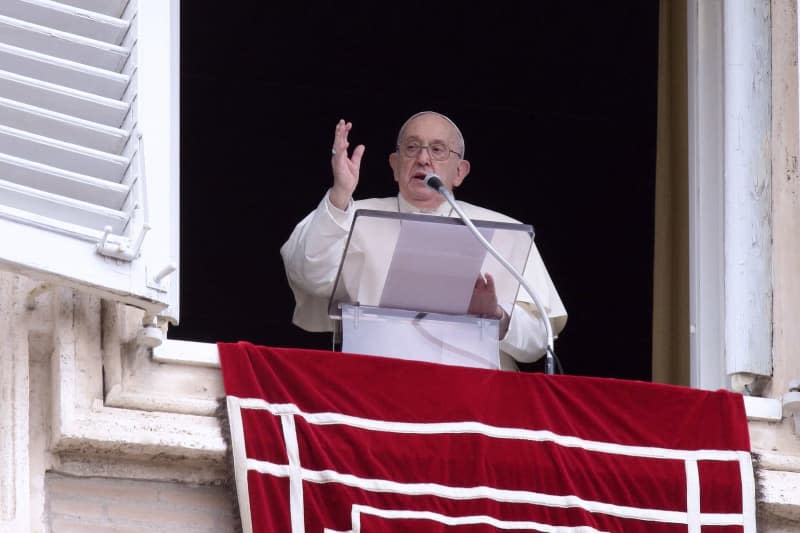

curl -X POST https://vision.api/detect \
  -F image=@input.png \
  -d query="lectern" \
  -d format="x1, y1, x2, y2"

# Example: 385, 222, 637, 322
328, 209, 534, 369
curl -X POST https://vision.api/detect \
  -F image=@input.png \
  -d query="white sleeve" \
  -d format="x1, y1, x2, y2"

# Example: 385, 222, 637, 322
279, 190, 354, 331
500, 302, 548, 363
499, 241, 568, 364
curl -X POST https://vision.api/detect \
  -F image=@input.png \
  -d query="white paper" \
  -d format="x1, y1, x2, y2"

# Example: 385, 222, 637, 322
379, 219, 494, 315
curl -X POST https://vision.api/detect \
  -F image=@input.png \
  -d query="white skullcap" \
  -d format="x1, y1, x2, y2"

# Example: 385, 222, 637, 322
396, 111, 465, 157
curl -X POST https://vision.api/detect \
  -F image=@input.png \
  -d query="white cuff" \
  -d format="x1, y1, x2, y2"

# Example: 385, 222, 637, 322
325, 189, 354, 227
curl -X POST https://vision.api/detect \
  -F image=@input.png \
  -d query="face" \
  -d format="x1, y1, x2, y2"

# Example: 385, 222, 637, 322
389, 113, 470, 209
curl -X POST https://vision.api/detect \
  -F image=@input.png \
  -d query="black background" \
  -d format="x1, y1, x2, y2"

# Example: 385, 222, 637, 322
172, 2, 659, 381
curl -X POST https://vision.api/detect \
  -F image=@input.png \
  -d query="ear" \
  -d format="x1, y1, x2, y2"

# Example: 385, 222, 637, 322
452, 158, 470, 188
389, 152, 399, 182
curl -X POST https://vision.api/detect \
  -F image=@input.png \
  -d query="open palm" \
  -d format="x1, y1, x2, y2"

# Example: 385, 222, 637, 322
329, 119, 365, 209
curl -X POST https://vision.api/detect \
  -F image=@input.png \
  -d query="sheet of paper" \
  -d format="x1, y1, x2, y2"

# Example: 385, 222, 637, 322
379, 219, 494, 315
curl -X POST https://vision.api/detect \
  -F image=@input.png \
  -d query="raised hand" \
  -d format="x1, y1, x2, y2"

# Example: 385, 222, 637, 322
329, 119, 365, 210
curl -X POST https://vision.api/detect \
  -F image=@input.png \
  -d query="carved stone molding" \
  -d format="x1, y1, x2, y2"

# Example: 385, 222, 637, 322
48, 293, 227, 469
101, 301, 224, 417
0, 273, 31, 532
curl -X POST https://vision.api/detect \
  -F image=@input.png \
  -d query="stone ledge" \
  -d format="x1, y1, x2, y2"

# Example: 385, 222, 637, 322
759, 468, 800, 523
51, 398, 226, 463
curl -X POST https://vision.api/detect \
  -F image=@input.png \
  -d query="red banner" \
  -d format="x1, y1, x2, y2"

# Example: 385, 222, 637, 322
219, 342, 754, 533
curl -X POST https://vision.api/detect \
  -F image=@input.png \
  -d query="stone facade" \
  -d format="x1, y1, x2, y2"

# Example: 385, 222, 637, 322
0, 272, 234, 532
47, 474, 235, 533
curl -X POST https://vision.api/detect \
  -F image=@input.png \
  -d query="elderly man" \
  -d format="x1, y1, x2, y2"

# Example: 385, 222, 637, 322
281, 111, 566, 370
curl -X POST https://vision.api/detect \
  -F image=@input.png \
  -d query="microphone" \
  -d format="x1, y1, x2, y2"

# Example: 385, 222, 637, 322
422, 171, 557, 374
423, 173, 445, 192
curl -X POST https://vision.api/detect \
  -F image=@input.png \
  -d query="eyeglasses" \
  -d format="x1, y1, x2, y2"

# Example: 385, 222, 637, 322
398, 140, 462, 161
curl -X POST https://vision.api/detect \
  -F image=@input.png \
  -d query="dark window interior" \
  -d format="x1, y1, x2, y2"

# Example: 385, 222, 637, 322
173, 2, 659, 381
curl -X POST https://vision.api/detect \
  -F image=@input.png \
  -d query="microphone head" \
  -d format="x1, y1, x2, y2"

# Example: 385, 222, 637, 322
423, 174, 444, 191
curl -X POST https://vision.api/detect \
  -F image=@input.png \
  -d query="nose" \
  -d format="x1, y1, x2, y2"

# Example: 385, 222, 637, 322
415, 145, 432, 164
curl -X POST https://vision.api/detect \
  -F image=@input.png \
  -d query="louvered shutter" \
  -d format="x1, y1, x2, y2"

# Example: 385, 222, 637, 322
0, 0, 180, 320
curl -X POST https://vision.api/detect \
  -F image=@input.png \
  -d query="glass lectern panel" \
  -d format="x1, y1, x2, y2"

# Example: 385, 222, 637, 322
328, 209, 534, 319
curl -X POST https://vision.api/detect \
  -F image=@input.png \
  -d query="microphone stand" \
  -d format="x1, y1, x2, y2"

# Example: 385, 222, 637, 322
425, 175, 556, 375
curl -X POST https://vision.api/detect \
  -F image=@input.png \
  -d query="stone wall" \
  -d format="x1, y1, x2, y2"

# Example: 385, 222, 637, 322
47, 474, 236, 533
0, 271, 233, 532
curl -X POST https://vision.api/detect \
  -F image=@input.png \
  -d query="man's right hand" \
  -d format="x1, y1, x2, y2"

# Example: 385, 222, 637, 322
329, 119, 365, 210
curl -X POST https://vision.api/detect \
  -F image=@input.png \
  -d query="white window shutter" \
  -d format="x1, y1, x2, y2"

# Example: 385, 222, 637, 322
0, 0, 180, 321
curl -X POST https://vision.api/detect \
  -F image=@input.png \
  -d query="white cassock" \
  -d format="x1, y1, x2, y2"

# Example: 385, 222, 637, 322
280, 191, 567, 371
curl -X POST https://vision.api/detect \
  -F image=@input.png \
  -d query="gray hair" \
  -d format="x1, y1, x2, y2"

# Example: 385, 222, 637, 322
396, 111, 465, 157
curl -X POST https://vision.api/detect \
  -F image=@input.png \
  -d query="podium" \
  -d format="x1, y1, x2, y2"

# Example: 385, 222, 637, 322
328, 209, 534, 369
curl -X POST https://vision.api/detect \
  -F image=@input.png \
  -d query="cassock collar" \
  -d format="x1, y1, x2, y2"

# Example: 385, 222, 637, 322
397, 194, 454, 216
